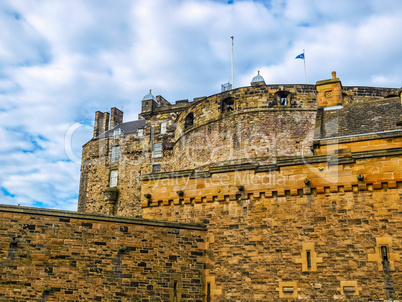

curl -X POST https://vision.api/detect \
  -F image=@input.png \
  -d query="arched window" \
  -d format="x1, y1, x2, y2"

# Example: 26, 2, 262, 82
221, 98, 234, 113
184, 112, 194, 129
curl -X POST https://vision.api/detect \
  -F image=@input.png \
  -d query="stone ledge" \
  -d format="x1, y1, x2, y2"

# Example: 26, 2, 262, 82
0, 204, 206, 231
141, 148, 402, 181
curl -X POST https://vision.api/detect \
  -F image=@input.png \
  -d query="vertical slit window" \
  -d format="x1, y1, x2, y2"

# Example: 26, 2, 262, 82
173, 281, 177, 302
381, 246, 388, 261
306, 250, 311, 269
207, 283, 211, 302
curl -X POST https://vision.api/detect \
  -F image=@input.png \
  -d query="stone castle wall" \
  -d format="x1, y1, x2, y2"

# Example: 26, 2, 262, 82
140, 151, 402, 300
0, 206, 206, 302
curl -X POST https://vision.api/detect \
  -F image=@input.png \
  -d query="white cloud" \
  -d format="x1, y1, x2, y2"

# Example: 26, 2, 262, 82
1, 0, 402, 210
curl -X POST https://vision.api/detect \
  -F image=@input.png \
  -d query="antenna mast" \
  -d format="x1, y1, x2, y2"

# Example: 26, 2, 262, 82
231, 36, 234, 89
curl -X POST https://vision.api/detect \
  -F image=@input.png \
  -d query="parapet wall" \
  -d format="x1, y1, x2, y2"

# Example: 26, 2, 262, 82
0, 205, 206, 302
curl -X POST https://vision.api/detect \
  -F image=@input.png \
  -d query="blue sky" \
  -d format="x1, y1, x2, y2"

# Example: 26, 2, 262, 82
1, 0, 402, 211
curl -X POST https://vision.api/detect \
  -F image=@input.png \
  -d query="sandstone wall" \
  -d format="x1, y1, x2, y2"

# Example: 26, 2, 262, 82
0, 205, 206, 302
141, 152, 402, 301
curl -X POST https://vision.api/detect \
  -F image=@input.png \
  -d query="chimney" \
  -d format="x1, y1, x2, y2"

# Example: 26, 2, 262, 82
315, 71, 343, 108
93, 111, 110, 138
110, 107, 123, 129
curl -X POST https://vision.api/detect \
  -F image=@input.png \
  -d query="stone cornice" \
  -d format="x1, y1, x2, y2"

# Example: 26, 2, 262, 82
0, 205, 206, 231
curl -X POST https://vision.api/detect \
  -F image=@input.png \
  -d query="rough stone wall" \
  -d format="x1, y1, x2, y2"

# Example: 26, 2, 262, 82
0, 206, 206, 302
175, 85, 317, 142
79, 109, 180, 217
141, 154, 402, 301
174, 109, 316, 170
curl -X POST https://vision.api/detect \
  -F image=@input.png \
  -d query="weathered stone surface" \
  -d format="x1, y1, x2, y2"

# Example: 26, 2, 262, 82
0, 206, 206, 301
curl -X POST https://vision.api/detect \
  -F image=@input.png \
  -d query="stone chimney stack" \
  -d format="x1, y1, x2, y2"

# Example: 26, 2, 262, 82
93, 111, 110, 138
316, 71, 343, 108
110, 107, 123, 129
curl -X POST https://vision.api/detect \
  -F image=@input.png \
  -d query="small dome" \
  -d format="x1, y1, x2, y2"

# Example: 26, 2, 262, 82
251, 70, 266, 85
142, 89, 156, 101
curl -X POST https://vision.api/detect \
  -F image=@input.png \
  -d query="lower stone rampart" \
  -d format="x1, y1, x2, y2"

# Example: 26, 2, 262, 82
0, 206, 206, 302
140, 150, 402, 301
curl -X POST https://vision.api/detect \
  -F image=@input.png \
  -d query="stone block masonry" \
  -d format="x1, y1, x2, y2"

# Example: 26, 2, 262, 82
0, 205, 206, 301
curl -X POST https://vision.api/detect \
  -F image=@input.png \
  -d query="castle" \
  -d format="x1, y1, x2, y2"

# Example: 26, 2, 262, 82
0, 71, 401, 301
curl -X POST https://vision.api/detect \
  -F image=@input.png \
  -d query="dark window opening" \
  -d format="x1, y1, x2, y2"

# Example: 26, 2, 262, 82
221, 98, 234, 113
207, 283, 211, 302
275, 91, 290, 106
381, 246, 389, 261
306, 250, 311, 269
173, 280, 177, 302
184, 112, 194, 129
153, 164, 161, 173
343, 286, 356, 294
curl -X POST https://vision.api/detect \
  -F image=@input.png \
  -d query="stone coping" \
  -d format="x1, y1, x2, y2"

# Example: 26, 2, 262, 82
0, 204, 206, 231
141, 147, 402, 181
314, 130, 402, 145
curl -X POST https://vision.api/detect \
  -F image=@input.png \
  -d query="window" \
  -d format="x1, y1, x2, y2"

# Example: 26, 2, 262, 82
184, 113, 194, 129
381, 246, 389, 261
152, 164, 161, 173
275, 91, 290, 106
137, 129, 144, 136
109, 170, 118, 187
153, 143, 162, 158
306, 250, 311, 269
221, 98, 234, 113
111, 146, 120, 162
161, 122, 167, 134
343, 286, 356, 295
113, 128, 122, 139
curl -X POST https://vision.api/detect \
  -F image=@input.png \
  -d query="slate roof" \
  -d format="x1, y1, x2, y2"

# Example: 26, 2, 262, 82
320, 98, 402, 139
96, 119, 146, 139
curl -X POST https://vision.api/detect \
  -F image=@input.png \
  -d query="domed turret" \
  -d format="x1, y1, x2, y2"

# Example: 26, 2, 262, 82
142, 89, 156, 101
250, 70, 266, 86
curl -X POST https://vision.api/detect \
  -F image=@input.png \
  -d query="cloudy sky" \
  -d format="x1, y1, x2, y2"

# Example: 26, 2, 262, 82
1, 0, 402, 211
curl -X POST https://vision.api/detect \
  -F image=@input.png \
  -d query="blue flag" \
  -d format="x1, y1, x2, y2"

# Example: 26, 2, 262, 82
295, 53, 304, 60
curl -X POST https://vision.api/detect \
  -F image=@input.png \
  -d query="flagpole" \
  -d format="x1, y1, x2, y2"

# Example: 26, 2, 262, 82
303, 49, 307, 84
231, 36, 234, 89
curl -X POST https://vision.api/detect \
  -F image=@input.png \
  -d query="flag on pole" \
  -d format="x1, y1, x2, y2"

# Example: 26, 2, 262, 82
295, 50, 307, 84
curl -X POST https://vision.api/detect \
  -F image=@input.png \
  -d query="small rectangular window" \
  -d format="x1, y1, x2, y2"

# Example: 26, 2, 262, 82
153, 143, 162, 158
152, 164, 161, 173
109, 170, 118, 187
138, 129, 144, 136
343, 286, 356, 294
282, 287, 294, 293
161, 122, 167, 134
113, 128, 122, 139
111, 146, 120, 162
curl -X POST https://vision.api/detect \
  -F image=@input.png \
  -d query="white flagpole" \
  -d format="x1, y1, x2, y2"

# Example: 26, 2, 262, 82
231, 36, 234, 89
303, 49, 307, 84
